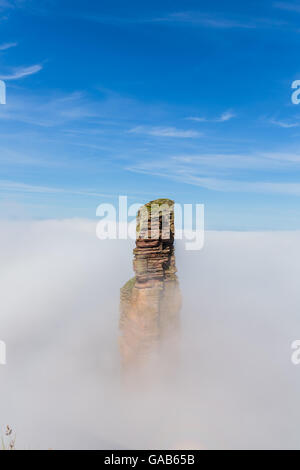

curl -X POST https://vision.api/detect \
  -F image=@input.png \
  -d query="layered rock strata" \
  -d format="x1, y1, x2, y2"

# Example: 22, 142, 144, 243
120, 199, 181, 371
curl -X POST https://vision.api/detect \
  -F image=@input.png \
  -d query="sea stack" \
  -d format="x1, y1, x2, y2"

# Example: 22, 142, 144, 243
120, 199, 181, 372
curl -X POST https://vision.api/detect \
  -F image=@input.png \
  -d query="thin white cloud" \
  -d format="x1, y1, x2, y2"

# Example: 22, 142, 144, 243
186, 110, 236, 123
80, 10, 285, 30
186, 117, 207, 123
0, 180, 113, 198
0, 0, 28, 8
128, 126, 202, 138
154, 12, 255, 29
129, 151, 300, 174
126, 150, 300, 195
0, 64, 42, 81
79, 11, 252, 28
187, 175, 300, 195
270, 120, 299, 128
273, 1, 300, 13
0, 0, 12, 8
0, 42, 17, 51
0, 90, 101, 127
129, 164, 300, 196
0, 88, 164, 128
216, 111, 236, 122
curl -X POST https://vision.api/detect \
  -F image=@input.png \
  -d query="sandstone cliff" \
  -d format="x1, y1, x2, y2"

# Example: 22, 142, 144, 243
120, 199, 181, 372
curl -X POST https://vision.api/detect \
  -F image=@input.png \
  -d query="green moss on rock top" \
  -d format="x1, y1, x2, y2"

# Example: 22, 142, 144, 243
136, 198, 175, 236
144, 199, 174, 212
145, 198, 174, 207
121, 276, 136, 295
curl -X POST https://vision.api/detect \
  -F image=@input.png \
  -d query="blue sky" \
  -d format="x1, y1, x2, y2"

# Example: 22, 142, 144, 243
2, 0, 300, 228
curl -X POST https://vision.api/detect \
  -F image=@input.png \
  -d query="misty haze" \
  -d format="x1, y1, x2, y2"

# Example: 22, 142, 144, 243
1, 220, 300, 449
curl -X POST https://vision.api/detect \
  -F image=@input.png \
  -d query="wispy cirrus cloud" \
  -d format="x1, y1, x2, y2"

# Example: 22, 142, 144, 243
0, 90, 98, 127
184, 176, 300, 196
85, 11, 254, 29
128, 125, 203, 138
269, 118, 300, 128
217, 111, 236, 122
153, 11, 255, 29
80, 10, 284, 30
126, 151, 300, 195
0, 180, 113, 198
185, 116, 207, 123
0, 88, 166, 129
0, 41, 17, 50
273, 1, 300, 13
186, 110, 236, 123
153, 12, 285, 29
129, 151, 300, 173
128, 163, 300, 195
0, 64, 42, 80
0, 0, 13, 8
0, 0, 28, 8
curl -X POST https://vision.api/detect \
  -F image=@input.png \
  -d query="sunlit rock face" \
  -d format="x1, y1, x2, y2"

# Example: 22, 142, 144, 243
120, 199, 181, 373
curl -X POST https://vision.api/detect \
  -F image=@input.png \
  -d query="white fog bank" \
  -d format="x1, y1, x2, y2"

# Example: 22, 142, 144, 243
0, 220, 300, 450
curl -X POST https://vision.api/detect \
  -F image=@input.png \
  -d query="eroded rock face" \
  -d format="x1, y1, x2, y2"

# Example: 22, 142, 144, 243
120, 199, 181, 372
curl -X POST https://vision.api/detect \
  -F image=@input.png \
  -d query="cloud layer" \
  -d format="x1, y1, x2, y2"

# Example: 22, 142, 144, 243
1, 220, 300, 449
0, 42, 17, 51
128, 126, 203, 138
0, 64, 42, 80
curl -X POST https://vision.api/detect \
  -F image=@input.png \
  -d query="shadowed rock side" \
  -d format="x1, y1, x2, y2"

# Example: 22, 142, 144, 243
120, 199, 181, 373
